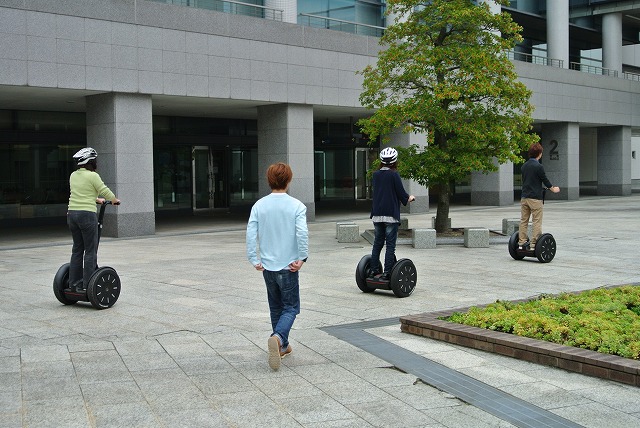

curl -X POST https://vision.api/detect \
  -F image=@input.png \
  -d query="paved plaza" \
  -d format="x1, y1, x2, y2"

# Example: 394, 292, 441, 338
1, 195, 639, 427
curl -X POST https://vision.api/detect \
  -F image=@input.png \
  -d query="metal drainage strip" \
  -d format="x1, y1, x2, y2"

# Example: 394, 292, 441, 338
321, 318, 583, 428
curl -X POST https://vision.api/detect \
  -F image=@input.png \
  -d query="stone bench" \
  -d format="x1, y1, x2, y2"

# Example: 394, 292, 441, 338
335, 221, 355, 238
337, 223, 360, 243
400, 217, 409, 231
464, 228, 489, 248
412, 228, 436, 249
431, 216, 451, 229
502, 219, 532, 236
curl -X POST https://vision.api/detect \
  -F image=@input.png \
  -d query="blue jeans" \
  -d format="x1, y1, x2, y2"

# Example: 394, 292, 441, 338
67, 210, 99, 288
263, 269, 300, 350
370, 222, 399, 274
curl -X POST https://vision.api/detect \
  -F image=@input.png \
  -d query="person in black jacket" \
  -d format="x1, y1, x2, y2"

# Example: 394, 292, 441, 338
369, 147, 415, 280
519, 143, 560, 250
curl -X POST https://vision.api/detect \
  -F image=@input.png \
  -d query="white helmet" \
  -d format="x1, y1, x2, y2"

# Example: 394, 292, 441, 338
380, 147, 398, 164
73, 147, 97, 165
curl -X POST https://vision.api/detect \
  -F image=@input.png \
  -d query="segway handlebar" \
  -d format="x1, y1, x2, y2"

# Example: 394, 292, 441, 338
97, 200, 121, 206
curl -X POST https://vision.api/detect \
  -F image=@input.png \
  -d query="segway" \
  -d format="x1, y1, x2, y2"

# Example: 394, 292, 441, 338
53, 201, 121, 309
355, 254, 417, 297
508, 231, 556, 263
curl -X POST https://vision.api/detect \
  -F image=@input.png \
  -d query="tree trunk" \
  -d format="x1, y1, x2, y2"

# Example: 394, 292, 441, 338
435, 182, 451, 233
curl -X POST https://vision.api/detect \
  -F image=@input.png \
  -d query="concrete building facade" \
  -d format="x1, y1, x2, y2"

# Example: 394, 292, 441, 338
0, 0, 639, 237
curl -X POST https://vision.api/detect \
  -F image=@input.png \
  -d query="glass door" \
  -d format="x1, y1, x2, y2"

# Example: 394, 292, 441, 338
355, 148, 372, 200
210, 149, 227, 209
314, 150, 326, 201
192, 146, 213, 211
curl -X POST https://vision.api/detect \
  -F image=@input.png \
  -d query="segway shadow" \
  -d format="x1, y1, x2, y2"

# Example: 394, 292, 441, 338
355, 254, 417, 298
53, 201, 121, 309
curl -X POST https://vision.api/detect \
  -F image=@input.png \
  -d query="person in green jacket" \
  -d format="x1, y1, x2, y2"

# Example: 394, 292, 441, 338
67, 148, 120, 292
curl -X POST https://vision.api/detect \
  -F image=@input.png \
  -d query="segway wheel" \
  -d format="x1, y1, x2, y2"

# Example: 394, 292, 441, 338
53, 263, 78, 305
535, 233, 556, 263
390, 259, 417, 298
87, 267, 121, 309
508, 231, 525, 260
355, 255, 376, 293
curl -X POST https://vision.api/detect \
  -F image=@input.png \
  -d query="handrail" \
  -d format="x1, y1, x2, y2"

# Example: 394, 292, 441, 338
298, 13, 385, 37
623, 71, 640, 82
569, 62, 618, 77
506, 51, 563, 68
149, 0, 283, 21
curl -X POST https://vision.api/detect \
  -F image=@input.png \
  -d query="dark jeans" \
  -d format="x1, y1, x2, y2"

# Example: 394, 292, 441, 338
67, 210, 99, 288
263, 269, 300, 350
370, 221, 399, 274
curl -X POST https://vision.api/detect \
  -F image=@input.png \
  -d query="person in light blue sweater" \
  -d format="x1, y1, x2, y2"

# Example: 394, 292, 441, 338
246, 162, 308, 371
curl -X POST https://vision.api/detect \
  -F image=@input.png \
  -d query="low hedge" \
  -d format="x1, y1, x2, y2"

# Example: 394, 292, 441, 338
445, 285, 640, 359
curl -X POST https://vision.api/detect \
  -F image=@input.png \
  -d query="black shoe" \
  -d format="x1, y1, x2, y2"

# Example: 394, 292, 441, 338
71, 280, 85, 293
518, 241, 530, 251
69, 280, 82, 292
378, 272, 390, 281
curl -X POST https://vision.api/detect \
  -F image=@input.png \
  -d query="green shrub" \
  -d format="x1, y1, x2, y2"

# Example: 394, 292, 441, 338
442, 285, 640, 359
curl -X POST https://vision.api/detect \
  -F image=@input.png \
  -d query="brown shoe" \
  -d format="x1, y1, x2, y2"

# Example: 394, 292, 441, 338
267, 336, 281, 370
280, 345, 292, 358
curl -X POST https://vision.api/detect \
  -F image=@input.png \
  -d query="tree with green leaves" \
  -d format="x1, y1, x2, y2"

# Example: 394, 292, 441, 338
358, 0, 538, 232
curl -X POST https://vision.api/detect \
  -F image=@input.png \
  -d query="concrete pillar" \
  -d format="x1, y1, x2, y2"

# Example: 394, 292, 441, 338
602, 13, 623, 76
86, 93, 155, 237
539, 123, 580, 200
471, 160, 514, 206
547, 0, 569, 69
386, 130, 429, 214
264, 0, 296, 24
597, 126, 632, 196
257, 103, 315, 220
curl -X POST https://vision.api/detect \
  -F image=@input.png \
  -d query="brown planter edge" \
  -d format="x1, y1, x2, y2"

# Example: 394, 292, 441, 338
399, 290, 640, 387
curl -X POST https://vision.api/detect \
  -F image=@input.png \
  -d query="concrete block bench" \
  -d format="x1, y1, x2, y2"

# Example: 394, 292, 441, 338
412, 228, 436, 249
336, 221, 355, 238
502, 219, 532, 236
464, 228, 489, 248
400, 217, 409, 231
337, 223, 360, 243
431, 217, 451, 230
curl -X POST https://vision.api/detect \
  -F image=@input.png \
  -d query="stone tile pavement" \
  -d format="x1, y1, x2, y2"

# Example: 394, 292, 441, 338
1, 195, 639, 427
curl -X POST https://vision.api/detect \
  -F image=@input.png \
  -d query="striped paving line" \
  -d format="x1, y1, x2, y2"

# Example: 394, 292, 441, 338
321, 318, 583, 428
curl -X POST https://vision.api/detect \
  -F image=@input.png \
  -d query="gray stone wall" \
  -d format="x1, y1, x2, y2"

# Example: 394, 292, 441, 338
0, 1, 378, 110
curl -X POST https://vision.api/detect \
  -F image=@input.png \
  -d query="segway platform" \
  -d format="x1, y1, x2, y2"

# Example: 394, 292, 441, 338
53, 263, 121, 309
355, 254, 417, 298
508, 231, 556, 263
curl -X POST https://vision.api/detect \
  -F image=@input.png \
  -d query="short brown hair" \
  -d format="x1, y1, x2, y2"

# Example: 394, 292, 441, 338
267, 162, 292, 190
528, 143, 543, 159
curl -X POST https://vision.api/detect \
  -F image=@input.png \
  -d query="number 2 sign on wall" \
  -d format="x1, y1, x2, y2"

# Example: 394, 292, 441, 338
549, 140, 559, 160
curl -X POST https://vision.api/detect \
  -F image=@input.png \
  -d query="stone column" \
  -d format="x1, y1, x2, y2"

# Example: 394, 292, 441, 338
547, 0, 569, 68
86, 93, 155, 237
602, 13, 622, 76
257, 103, 315, 220
386, 130, 429, 214
597, 126, 632, 196
264, 0, 297, 24
539, 122, 580, 200
471, 160, 514, 206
